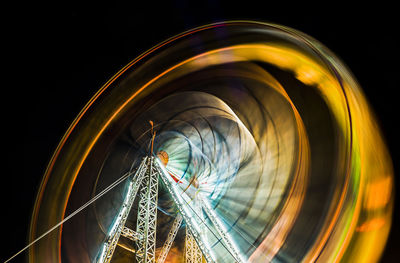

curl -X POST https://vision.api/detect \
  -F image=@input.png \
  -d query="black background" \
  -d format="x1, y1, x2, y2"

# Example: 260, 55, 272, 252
2, 2, 399, 262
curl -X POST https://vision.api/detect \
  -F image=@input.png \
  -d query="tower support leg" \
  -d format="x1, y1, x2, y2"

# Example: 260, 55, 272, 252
96, 157, 148, 263
157, 214, 183, 263
136, 157, 159, 263
186, 228, 203, 263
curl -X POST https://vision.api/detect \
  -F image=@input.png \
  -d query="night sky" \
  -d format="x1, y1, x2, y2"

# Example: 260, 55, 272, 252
2, 2, 399, 262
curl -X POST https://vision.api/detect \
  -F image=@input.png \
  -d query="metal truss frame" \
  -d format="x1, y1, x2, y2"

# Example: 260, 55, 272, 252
97, 155, 244, 263
155, 160, 215, 263
200, 199, 244, 263
157, 214, 183, 263
136, 157, 159, 263
121, 226, 141, 242
186, 228, 203, 263
96, 157, 148, 263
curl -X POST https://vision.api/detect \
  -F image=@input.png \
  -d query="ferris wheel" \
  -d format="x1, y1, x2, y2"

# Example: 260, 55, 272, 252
8, 21, 393, 263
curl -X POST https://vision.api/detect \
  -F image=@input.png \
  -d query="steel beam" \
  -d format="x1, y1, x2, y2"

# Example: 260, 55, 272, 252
121, 226, 141, 242
186, 228, 203, 263
96, 157, 148, 263
136, 157, 159, 263
157, 214, 183, 263
155, 160, 214, 263
200, 199, 244, 263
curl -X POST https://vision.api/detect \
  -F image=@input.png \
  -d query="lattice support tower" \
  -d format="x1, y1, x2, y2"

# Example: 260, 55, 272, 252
136, 156, 159, 263
97, 154, 234, 263
96, 157, 148, 263
200, 199, 244, 263
155, 160, 215, 263
186, 228, 203, 263
157, 214, 183, 263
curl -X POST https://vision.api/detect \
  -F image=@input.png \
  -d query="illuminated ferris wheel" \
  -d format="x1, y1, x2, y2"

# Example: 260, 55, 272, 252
11, 21, 393, 263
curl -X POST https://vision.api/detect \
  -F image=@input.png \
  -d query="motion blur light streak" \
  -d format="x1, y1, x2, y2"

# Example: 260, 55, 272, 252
28, 21, 393, 262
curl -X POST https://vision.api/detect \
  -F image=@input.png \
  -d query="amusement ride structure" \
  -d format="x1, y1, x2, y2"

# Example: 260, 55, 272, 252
97, 123, 241, 263
8, 22, 393, 263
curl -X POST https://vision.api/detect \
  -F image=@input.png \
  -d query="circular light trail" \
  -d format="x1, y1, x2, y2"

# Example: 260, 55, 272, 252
29, 21, 393, 263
